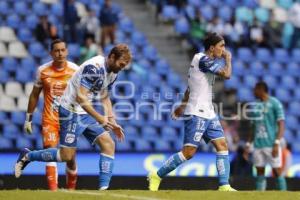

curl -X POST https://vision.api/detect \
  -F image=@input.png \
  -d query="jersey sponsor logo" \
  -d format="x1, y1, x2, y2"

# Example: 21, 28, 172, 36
65, 133, 75, 144
193, 132, 203, 142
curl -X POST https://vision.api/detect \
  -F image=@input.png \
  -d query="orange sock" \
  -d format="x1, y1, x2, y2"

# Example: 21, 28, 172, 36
46, 162, 58, 191
66, 167, 77, 190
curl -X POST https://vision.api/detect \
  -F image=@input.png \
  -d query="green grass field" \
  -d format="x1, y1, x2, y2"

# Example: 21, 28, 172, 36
0, 190, 299, 200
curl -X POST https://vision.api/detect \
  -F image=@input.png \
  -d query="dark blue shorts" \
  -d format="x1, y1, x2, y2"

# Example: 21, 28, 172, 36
184, 115, 225, 147
59, 106, 106, 148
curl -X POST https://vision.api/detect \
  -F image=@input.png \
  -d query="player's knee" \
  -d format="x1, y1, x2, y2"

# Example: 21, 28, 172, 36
60, 150, 75, 162
215, 140, 228, 151
182, 148, 196, 160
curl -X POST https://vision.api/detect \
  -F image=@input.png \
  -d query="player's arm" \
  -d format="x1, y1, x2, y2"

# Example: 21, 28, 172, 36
172, 87, 190, 119
272, 100, 285, 157
100, 89, 125, 141
76, 85, 115, 130
216, 50, 232, 79
24, 77, 43, 134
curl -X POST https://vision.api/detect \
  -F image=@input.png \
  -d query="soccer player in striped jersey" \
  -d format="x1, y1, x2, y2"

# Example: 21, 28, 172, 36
148, 32, 236, 191
16, 44, 131, 190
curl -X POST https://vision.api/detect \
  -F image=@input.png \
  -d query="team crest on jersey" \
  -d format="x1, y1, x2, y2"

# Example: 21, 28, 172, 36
193, 132, 203, 142
65, 133, 75, 144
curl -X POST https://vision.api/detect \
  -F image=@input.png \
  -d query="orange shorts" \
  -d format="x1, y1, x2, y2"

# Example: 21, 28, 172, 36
42, 122, 60, 148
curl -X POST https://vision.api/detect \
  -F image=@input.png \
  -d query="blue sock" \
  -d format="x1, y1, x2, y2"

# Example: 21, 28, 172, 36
256, 175, 266, 191
276, 176, 287, 191
157, 152, 186, 178
99, 153, 114, 189
216, 151, 230, 186
27, 148, 59, 162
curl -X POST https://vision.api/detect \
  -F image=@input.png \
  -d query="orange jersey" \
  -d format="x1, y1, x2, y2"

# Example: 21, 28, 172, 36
35, 61, 78, 125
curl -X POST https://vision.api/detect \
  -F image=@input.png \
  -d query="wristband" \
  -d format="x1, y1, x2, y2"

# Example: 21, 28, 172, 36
274, 139, 280, 145
26, 113, 33, 122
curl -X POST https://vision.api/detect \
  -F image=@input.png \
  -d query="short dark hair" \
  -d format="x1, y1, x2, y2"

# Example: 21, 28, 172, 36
203, 32, 224, 51
255, 81, 269, 93
50, 39, 66, 51
109, 43, 132, 61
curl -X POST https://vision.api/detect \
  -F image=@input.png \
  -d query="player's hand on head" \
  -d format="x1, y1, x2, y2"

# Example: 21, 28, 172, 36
222, 50, 232, 60
24, 121, 33, 134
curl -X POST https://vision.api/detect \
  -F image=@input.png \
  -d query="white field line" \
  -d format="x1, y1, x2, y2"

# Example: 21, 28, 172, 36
58, 189, 167, 200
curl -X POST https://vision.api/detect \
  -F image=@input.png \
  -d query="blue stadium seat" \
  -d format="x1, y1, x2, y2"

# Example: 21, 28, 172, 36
2, 57, 18, 73
116, 140, 132, 151
237, 47, 253, 63
159, 85, 175, 101
244, 0, 258, 8
225, 0, 239, 8
7, 14, 21, 29
207, 0, 221, 7
123, 125, 139, 141
274, 48, 289, 63
250, 61, 265, 75
14, 1, 28, 16
235, 6, 253, 23
29, 42, 47, 58
263, 75, 277, 89
0, 1, 10, 16
256, 48, 272, 62
174, 17, 190, 35
294, 88, 300, 101
218, 6, 232, 22
284, 129, 294, 143
188, 0, 201, 8
200, 5, 214, 21
131, 31, 147, 47
167, 117, 183, 129
243, 75, 258, 88
224, 75, 239, 88
16, 69, 33, 83
280, 76, 296, 89
161, 126, 177, 142
25, 14, 39, 30
277, 0, 293, 9
155, 59, 170, 76
288, 102, 300, 117
268, 62, 284, 76
148, 118, 164, 128
68, 43, 81, 60
287, 62, 299, 76
232, 60, 247, 75
33, 2, 48, 16
35, 137, 44, 149
0, 70, 10, 83
143, 45, 158, 61
285, 116, 298, 130
275, 88, 291, 103
18, 28, 34, 43
0, 137, 13, 149
292, 141, 300, 153
11, 111, 26, 125
134, 139, 152, 151
237, 88, 254, 101
119, 17, 134, 33
0, 112, 8, 124
148, 73, 162, 88
162, 5, 178, 21
137, 59, 151, 69
16, 136, 33, 149
167, 73, 182, 88
154, 140, 172, 151
173, 140, 183, 151
20, 57, 36, 72
291, 48, 300, 63
142, 126, 159, 141
3, 123, 19, 139
51, 3, 63, 17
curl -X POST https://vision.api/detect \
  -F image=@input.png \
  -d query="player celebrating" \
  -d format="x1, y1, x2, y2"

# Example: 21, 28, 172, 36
15, 44, 132, 190
148, 32, 236, 191
24, 39, 78, 190
245, 81, 287, 191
